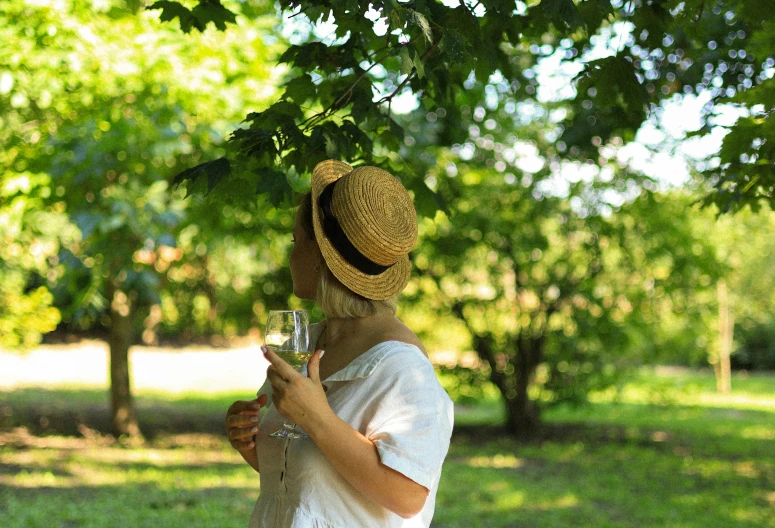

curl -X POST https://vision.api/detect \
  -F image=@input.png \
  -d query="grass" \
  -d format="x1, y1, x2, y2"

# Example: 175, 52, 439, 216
1, 368, 774, 527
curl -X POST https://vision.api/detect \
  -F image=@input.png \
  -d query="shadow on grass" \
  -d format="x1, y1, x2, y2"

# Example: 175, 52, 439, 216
0, 387, 242, 440
3, 387, 774, 451
2, 387, 774, 528
440, 421, 775, 528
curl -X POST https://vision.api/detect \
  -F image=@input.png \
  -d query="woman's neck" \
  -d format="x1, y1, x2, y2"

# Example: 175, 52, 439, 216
320, 315, 393, 350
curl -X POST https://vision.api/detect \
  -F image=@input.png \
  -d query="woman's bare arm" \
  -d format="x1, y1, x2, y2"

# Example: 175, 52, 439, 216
305, 410, 429, 518
264, 348, 429, 518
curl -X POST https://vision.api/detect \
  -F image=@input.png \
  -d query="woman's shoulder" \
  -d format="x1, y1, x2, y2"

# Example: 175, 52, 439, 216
372, 339, 435, 381
376, 318, 427, 356
371, 341, 454, 411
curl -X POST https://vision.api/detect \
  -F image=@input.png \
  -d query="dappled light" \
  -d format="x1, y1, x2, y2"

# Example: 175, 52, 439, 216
0, 431, 257, 491
2, 359, 774, 527
3, 0, 775, 526
466, 454, 523, 469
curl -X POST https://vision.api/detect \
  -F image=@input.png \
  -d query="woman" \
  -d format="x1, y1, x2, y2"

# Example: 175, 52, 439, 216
225, 160, 454, 527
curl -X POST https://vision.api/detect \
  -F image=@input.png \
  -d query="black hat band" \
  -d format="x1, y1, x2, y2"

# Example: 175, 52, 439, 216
319, 180, 393, 276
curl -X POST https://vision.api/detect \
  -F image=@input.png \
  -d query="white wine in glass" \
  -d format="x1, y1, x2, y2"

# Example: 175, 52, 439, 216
272, 350, 313, 369
264, 310, 310, 439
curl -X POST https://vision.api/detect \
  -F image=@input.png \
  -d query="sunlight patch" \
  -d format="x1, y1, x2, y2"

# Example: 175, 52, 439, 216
733, 461, 760, 479
739, 426, 775, 440
466, 454, 523, 469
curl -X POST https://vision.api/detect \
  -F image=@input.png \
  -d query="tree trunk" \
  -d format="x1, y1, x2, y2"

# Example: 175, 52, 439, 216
472, 332, 543, 440
716, 279, 733, 394
504, 335, 542, 440
504, 390, 541, 440
108, 287, 142, 439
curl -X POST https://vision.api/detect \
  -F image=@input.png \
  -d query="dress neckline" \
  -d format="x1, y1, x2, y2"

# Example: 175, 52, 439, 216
304, 322, 425, 383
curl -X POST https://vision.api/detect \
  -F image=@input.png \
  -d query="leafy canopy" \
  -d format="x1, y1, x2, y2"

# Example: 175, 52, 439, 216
150, 0, 775, 212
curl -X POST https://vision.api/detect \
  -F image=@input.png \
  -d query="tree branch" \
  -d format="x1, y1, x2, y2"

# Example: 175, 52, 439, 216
299, 37, 427, 133
375, 38, 440, 121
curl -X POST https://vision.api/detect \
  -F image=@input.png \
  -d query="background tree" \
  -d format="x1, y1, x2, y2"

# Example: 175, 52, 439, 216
0, 0, 278, 438
393, 98, 723, 436
712, 204, 775, 371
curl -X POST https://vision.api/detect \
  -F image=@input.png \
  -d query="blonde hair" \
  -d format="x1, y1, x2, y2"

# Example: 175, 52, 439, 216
299, 193, 397, 319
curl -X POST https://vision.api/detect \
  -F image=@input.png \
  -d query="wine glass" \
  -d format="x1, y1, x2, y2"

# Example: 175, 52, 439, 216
264, 309, 310, 439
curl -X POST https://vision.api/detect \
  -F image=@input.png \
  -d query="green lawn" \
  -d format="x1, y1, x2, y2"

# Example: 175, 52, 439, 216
1, 369, 773, 527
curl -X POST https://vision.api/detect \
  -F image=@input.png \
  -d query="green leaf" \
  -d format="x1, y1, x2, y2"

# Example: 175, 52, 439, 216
230, 127, 278, 160
400, 47, 414, 76
324, 132, 339, 158
280, 42, 330, 68
383, 0, 402, 27
577, 0, 615, 33
271, 101, 304, 120
171, 157, 231, 196
408, 10, 433, 42
342, 120, 373, 155
283, 74, 317, 104
414, 51, 425, 79
146, 1, 204, 33
440, 29, 466, 63
191, 0, 237, 31
577, 54, 649, 116
256, 168, 292, 207
409, 178, 445, 218
541, 0, 586, 31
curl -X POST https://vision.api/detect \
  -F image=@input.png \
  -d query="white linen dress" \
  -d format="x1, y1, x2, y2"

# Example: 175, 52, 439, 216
248, 323, 454, 528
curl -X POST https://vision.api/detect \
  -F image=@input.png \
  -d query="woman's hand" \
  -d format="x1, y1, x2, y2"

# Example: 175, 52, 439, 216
225, 394, 267, 452
263, 346, 332, 430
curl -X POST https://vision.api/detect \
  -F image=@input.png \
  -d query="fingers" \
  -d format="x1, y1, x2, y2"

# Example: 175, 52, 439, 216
225, 409, 259, 430
225, 398, 265, 452
266, 365, 288, 388
228, 426, 257, 451
262, 345, 299, 381
229, 423, 258, 441
229, 426, 258, 451
307, 349, 325, 384
227, 398, 263, 416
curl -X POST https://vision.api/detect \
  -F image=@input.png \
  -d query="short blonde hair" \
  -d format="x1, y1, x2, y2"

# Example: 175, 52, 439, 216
299, 193, 397, 319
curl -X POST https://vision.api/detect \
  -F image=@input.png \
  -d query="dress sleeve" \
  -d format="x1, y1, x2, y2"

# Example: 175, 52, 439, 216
365, 346, 454, 490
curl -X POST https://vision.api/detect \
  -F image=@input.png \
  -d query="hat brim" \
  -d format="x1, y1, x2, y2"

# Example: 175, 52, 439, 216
311, 160, 411, 301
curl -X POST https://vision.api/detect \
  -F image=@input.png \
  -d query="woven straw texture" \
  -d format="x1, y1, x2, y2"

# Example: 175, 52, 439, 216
311, 160, 418, 300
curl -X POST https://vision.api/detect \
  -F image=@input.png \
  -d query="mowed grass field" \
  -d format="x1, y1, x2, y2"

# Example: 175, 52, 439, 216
1, 368, 773, 528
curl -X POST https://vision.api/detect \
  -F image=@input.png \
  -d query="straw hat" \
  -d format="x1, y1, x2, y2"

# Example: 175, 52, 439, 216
311, 160, 418, 300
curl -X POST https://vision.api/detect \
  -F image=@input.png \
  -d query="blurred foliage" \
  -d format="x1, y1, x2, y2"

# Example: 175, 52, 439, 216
0, 0, 286, 435
436, 363, 499, 406
0, 0, 288, 348
390, 72, 729, 435
0, 174, 77, 349
733, 322, 775, 370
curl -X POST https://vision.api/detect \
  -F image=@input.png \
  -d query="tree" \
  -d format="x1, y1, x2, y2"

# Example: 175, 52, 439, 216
395, 103, 723, 436
151, 0, 775, 212
711, 204, 775, 371
1, 0, 277, 438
